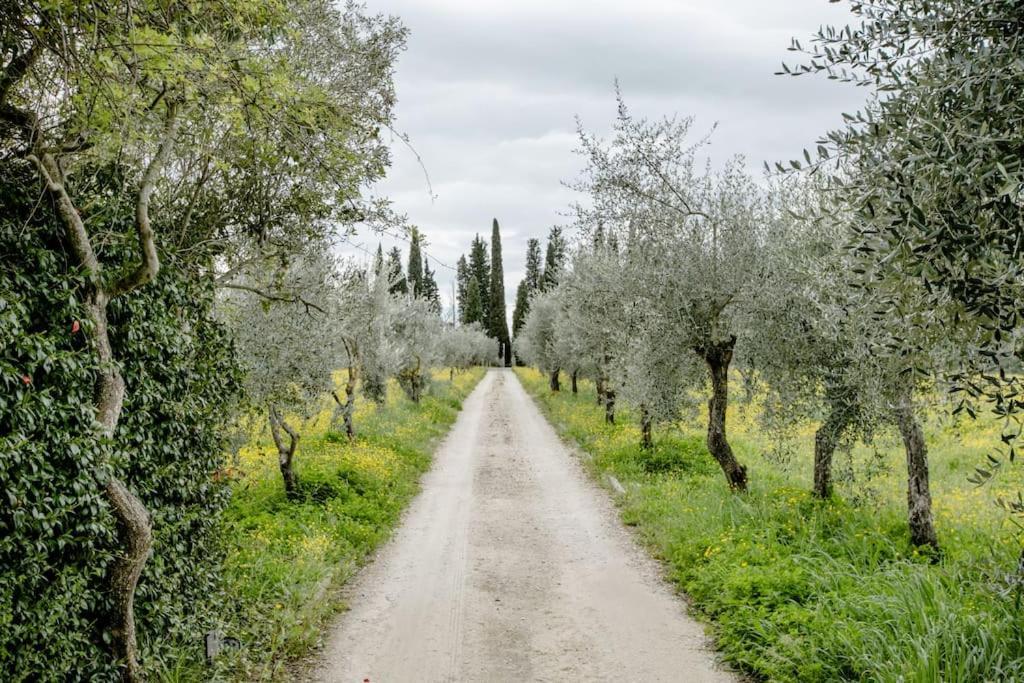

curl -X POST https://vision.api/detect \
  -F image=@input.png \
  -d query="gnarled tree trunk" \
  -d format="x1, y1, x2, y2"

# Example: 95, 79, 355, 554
105, 479, 152, 680
399, 356, 425, 403
24, 103, 178, 681
894, 390, 939, 551
813, 404, 850, 499
698, 336, 748, 491
269, 405, 300, 498
331, 371, 358, 440
343, 365, 357, 440
595, 376, 605, 406
571, 369, 579, 394
549, 368, 560, 391
604, 387, 616, 424
640, 404, 653, 450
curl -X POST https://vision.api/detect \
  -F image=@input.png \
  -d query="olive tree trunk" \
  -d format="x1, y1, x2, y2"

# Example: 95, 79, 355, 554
342, 365, 357, 440
571, 369, 579, 394
698, 336, 748, 491
399, 356, 425, 403
331, 370, 358, 441
604, 387, 616, 424
268, 405, 300, 498
26, 104, 178, 681
600, 358, 615, 423
894, 390, 939, 551
640, 404, 653, 450
813, 407, 850, 499
549, 368, 560, 391
595, 376, 605, 406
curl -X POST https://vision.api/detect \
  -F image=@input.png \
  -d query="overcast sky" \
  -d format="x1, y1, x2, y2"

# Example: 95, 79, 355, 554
342, 0, 869, 322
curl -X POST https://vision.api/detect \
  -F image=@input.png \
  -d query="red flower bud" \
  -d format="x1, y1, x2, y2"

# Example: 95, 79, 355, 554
21, 375, 31, 386
71, 320, 81, 334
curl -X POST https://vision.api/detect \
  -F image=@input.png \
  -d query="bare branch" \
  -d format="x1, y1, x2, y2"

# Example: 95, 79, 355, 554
27, 152, 102, 281
0, 38, 41, 108
220, 282, 327, 315
108, 101, 180, 299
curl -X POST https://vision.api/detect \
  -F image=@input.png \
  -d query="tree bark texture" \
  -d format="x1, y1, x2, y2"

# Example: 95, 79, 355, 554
25, 103, 178, 681
571, 369, 578, 394
604, 388, 616, 425
399, 357, 425, 403
813, 406, 850, 499
699, 336, 748, 491
640, 404, 653, 450
895, 392, 939, 551
595, 376, 605, 406
343, 365, 357, 440
549, 368, 560, 392
269, 406, 300, 499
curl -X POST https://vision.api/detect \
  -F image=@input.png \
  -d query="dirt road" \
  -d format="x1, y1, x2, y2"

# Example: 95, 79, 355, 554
309, 369, 732, 682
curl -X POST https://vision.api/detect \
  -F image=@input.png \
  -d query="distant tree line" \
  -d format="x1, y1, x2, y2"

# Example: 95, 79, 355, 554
455, 218, 520, 366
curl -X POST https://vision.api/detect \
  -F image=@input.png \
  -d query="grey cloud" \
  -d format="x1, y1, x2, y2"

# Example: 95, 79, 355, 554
347, 0, 872, 324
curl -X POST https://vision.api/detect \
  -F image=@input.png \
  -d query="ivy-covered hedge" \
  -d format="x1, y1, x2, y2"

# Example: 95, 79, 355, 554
0, 162, 241, 680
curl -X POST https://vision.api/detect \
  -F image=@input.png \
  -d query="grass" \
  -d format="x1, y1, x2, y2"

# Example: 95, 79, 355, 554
515, 367, 1024, 682
157, 368, 485, 681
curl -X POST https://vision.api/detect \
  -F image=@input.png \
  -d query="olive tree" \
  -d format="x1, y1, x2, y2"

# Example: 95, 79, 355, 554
571, 94, 776, 491
440, 323, 496, 378
729, 177, 874, 500
557, 237, 628, 422
390, 296, 443, 402
516, 289, 572, 392
330, 264, 403, 436
748, 181, 960, 550
608, 238, 703, 449
225, 249, 340, 498
788, 0, 1024, 471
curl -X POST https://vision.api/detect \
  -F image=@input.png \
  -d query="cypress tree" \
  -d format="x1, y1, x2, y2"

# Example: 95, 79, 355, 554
524, 238, 542, 290
512, 279, 529, 337
373, 243, 385, 277
512, 237, 543, 337
407, 228, 424, 298
593, 222, 606, 251
386, 246, 407, 295
468, 234, 490, 324
489, 218, 511, 366
464, 276, 484, 325
423, 257, 442, 314
542, 226, 567, 290
456, 255, 470, 323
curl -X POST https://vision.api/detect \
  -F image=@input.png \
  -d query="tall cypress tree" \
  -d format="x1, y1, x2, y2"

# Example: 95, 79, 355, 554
542, 226, 567, 290
489, 218, 511, 365
373, 243, 385, 276
512, 237, 544, 364
423, 257, 441, 314
512, 279, 530, 337
464, 276, 483, 325
456, 255, 470, 324
524, 238, 542, 290
468, 234, 490, 324
386, 246, 407, 295
407, 228, 424, 298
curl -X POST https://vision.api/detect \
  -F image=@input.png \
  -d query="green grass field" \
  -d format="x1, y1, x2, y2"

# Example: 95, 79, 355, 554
157, 368, 485, 682
515, 367, 1024, 682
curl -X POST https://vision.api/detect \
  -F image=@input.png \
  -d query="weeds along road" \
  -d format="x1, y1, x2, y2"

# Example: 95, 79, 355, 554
309, 369, 732, 682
